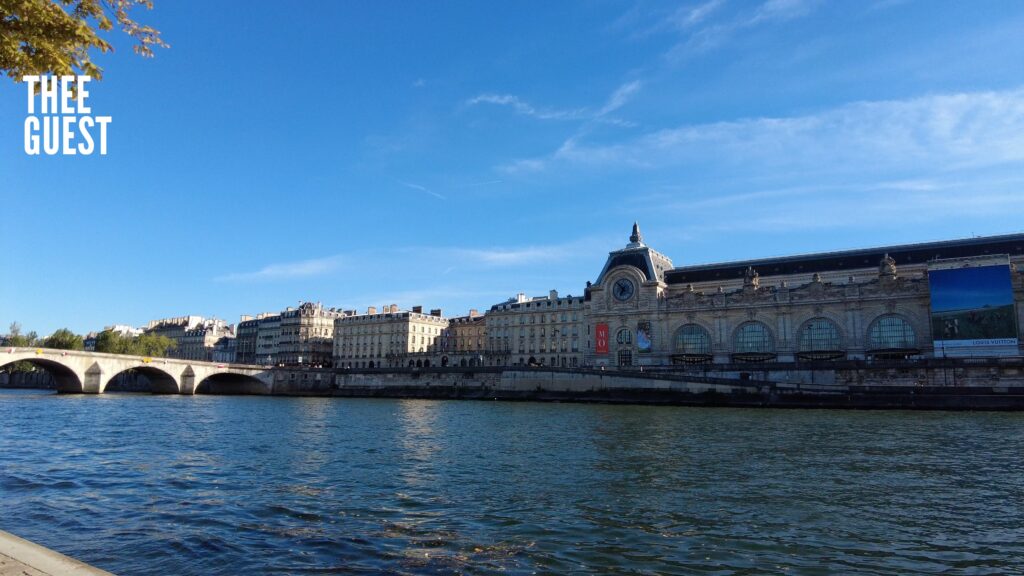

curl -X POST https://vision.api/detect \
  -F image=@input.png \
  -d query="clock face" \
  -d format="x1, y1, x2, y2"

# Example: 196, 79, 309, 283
613, 278, 635, 301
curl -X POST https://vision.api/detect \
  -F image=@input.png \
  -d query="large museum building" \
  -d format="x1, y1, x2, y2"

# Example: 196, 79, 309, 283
585, 224, 1024, 367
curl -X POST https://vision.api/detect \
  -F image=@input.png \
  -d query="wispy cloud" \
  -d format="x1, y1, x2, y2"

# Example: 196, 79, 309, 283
456, 245, 575, 266
215, 255, 346, 283
626, 0, 819, 60
466, 80, 642, 125
657, 0, 728, 33
465, 94, 585, 120
597, 80, 643, 116
400, 180, 446, 200
501, 88, 1024, 174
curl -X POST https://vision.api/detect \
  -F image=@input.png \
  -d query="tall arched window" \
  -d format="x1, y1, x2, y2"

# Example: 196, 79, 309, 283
797, 318, 844, 360
733, 321, 775, 361
616, 328, 632, 345
867, 315, 917, 358
673, 324, 712, 363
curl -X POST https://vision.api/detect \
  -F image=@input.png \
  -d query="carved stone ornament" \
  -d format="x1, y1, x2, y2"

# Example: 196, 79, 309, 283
879, 254, 897, 278
743, 267, 760, 289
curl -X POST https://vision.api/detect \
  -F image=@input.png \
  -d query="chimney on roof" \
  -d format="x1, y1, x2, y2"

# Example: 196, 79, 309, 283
367, 306, 377, 315
430, 309, 442, 317
469, 309, 479, 317
516, 292, 527, 303
549, 289, 558, 300
412, 305, 423, 314
390, 304, 399, 313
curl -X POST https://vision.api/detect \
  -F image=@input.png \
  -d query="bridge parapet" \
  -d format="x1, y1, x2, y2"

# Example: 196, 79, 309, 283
0, 348, 272, 394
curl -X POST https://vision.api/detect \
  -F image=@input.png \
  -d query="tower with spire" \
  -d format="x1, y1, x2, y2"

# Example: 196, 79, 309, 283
591, 222, 673, 287
627, 221, 644, 248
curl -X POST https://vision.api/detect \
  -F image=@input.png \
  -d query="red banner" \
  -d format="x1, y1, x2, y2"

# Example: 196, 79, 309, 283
595, 324, 609, 355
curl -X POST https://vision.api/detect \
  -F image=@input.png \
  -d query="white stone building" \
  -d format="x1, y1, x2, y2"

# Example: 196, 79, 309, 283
333, 305, 450, 368
485, 290, 586, 368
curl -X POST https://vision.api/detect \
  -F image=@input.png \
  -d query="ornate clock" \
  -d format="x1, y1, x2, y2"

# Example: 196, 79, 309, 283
613, 278, 635, 301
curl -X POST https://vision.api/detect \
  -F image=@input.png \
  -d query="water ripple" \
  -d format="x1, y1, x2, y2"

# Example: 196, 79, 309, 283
3, 390, 1024, 575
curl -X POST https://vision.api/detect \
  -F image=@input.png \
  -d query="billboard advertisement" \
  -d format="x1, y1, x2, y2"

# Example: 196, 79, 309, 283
929, 257, 1019, 356
595, 324, 609, 355
636, 321, 652, 353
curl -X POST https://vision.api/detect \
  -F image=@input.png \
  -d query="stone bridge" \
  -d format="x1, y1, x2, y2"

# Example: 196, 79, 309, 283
0, 347, 273, 394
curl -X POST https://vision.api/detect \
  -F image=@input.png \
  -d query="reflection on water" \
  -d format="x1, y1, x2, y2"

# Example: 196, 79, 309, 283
2, 389, 1024, 575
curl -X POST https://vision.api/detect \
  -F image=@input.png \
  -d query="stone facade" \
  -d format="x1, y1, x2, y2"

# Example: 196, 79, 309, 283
278, 302, 344, 367
211, 335, 237, 363
256, 314, 281, 366
144, 316, 230, 361
445, 310, 486, 367
236, 312, 277, 365
485, 290, 586, 368
144, 316, 204, 357
179, 320, 233, 362
333, 305, 450, 368
235, 316, 260, 365
585, 224, 1024, 367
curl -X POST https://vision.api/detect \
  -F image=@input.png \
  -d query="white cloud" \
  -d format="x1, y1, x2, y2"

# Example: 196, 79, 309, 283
465, 94, 585, 120
503, 88, 1024, 174
679, 0, 727, 27
215, 256, 346, 283
466, 80, 641, 125
663, 0, 818, 59
597, 80, 642, 116
457, 245, 573, 266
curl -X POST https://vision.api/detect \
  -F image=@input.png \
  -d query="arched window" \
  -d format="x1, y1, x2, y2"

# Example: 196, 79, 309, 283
672, 324, 711, 363
797, 318, 844, 360
733, 322, 775, 361
674, 324, 710, 354
616, 328, 632, 345
868, 315, 917, 357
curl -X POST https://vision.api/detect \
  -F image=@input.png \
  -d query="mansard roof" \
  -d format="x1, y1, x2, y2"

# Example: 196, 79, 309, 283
594, 222, 674, 286
665, 233, 1024, 285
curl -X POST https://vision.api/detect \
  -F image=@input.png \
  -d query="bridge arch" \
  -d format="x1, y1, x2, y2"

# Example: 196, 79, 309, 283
101, 365, 181, 394
0, 357, 83, 393
194, 372, 270, 395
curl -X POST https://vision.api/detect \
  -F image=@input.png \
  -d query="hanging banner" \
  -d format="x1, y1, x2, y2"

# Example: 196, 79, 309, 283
637, 321, 652, 353
595, 324, 609, 355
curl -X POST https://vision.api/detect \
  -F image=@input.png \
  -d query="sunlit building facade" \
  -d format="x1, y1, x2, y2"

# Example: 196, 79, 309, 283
333, 305, 450, 369
485, 290, 586, 367
585, 224, 1024, 367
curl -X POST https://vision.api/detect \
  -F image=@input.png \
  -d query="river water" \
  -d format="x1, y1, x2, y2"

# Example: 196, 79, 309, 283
2, 389, 1023, 575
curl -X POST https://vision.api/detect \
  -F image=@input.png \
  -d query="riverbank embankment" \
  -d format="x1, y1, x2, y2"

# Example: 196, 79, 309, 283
0, 530, 114, 576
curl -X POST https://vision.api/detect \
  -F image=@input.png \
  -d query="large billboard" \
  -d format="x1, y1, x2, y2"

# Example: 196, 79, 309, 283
929, 257, 1019, 357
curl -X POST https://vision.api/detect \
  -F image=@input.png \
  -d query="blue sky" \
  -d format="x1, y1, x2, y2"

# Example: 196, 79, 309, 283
3, 0, 1024, 336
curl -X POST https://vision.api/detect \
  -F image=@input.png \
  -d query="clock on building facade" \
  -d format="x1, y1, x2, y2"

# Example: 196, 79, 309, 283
613, 278, 635, 301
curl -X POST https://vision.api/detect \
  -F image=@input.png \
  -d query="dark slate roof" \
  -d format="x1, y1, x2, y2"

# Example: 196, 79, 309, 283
665, 233, 1024, 285
488, 296, 584, 312
603, 251, 653, 281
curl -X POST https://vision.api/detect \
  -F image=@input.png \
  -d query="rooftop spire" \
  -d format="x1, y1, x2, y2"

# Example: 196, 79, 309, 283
629, 221, 643, 245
